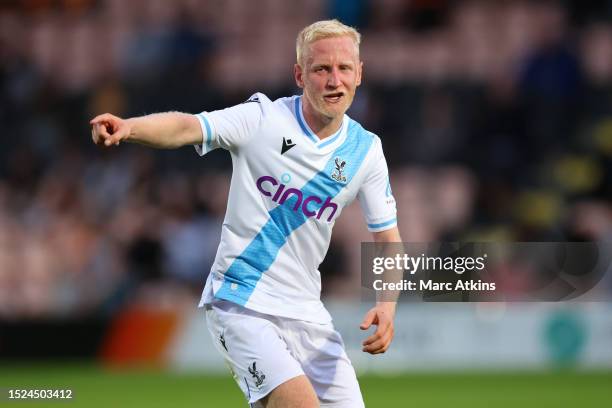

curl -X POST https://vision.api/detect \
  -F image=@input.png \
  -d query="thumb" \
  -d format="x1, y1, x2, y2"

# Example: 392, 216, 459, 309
360, 309, 377, 330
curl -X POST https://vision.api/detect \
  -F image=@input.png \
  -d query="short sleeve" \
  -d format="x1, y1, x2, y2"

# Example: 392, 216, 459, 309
193, 93, 264, 156
357, 138, 397, 232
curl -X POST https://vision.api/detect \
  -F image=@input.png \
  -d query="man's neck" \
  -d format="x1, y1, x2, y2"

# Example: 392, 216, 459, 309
302, 98, 343, 140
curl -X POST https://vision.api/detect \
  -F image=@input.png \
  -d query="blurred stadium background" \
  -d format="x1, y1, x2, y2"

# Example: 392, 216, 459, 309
1, 0, 612, 406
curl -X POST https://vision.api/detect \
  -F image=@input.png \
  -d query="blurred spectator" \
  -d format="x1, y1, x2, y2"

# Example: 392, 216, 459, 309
1, 0, 611, 318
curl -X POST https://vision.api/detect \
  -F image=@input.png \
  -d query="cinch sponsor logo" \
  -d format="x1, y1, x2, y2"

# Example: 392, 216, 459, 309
256, 175, 338, 222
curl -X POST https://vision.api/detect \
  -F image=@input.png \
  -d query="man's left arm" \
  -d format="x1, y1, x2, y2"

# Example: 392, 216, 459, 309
360, 226, 402, 354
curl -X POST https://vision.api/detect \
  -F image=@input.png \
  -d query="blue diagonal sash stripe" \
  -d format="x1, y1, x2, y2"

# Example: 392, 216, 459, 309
215, 119, 375, 305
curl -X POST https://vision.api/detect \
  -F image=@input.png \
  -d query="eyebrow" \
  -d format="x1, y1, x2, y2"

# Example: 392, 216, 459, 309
311, 61, 355, 68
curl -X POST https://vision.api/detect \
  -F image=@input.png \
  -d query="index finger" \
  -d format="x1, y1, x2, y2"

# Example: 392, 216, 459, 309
90, 113, 115, 125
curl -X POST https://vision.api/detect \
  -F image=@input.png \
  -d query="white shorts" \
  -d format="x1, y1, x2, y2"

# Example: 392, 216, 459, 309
205, 300, 365, 408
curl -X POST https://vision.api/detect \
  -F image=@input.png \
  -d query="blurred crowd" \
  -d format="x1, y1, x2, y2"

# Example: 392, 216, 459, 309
1, 0, 611, 318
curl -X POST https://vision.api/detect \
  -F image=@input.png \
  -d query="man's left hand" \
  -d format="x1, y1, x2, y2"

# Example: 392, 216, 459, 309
359, 302, 396, 354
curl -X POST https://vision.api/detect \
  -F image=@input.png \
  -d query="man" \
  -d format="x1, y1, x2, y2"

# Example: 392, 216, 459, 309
91, 19, 401, 408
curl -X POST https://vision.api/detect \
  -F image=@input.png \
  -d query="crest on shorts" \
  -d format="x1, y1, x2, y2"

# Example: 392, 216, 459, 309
248, 362, 266, 388
331, 157, 347, 183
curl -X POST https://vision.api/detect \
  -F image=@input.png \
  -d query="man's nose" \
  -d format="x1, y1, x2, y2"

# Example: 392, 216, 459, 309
327, 68, 341, 88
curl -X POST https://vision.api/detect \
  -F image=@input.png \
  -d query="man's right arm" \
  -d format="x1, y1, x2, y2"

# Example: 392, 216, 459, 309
90, 112, 202, 149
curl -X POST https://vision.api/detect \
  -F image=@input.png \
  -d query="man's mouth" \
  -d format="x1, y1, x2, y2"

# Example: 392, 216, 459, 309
324, 92, 344, 103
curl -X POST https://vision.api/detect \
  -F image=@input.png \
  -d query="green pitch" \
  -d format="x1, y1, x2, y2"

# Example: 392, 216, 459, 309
1, 364, 610, 407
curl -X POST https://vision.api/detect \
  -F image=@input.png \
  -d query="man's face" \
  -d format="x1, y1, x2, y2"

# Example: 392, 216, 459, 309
295, 36, 362, 121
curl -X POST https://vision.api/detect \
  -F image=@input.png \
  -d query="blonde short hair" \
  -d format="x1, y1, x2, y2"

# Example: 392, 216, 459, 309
296, 19, 361, 67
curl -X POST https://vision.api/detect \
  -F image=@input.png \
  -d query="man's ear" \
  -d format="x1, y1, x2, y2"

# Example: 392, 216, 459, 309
356, 61, 363, 86
294, 63, 304, 89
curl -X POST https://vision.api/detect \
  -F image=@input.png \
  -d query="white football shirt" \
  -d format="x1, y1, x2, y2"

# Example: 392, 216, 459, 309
194, 93, 396, 323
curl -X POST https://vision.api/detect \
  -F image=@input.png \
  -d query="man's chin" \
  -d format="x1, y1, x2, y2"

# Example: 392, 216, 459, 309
321, 102, 349, 118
